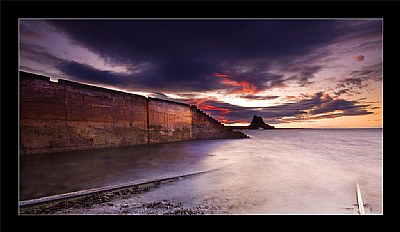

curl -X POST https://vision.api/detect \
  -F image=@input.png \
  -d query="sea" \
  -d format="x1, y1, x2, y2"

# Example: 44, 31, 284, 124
20, 128, 383, 214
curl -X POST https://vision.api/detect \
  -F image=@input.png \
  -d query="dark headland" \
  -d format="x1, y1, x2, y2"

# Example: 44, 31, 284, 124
227, 115, 304, 130
226, 115, 274, 130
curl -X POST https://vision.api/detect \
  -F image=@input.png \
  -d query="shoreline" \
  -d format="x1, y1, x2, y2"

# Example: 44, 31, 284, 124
19, 169, 219, 215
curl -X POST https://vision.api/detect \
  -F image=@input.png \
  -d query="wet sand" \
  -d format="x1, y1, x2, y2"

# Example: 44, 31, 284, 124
20, 172, 224, 215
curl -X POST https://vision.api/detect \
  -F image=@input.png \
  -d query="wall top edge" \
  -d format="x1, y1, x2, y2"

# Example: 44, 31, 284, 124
147, 96, 194, 108
19, 71, 50, 81
19, 71, 200, 111
19, 71, 144, 99
57, 79, 146, 99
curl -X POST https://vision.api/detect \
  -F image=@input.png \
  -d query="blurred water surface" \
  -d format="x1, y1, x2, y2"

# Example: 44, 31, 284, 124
20, 128, 382, 214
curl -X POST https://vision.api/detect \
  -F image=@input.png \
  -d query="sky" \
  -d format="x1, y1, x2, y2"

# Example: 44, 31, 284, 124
19, 19, 383, 128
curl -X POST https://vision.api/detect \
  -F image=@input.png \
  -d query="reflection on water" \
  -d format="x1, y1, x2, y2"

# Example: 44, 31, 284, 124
20, 129, 382, 214
20, 140, 228, 201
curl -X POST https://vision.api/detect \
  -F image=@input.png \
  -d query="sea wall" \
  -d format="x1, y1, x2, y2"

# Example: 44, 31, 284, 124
148, 98, 192, 144
191, 107, 241, 140
20, 71, 247, 155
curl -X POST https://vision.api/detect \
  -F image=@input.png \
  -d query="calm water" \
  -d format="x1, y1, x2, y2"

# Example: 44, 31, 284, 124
20, 129, 383, 214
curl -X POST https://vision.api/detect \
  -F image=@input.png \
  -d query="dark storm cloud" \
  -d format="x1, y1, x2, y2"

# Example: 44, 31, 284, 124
186, 92, 372, 124
285, 65, 322, 87
20, 42, 64, 67
20, 19, 382, 125
333, 20, 382, 42
239, 95, 280, 100
57, 59, 222, 92
49, 20, 336, 61
20, 22, 43, 39
352, 39, 382, 52
58, 60, 131, 86
42, 20, 381, 93
213, 70, 286, 93
342, 77, 364, 87
334, 62, 382, 96
308, 94, 356, 115
334, 88, 351, 96
262, 92, 372, 122
348, 62, 382, 82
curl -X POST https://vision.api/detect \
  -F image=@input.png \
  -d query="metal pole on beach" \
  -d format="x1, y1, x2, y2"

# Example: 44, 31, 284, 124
356, 182, 366, 215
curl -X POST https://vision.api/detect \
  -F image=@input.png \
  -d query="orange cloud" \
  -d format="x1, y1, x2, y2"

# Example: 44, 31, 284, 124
353, 55, 365, 61
216, 115, 228, 124
213, 116, 247, 125
185, 98, 210, 106
213, 73, 230, 78
214, 73, 259, 94
185, 98, 231, 115
231, 81, 259, 94
201, 104, 231, 114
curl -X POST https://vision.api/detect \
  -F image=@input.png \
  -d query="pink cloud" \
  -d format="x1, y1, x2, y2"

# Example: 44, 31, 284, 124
353, 55, 365, 61
214, 73, 259, 95
185, 98, 231, 115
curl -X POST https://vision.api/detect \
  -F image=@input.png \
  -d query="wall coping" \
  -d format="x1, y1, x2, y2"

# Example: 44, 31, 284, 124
58, 79, 146, 99
147, 96, 192, 108
19, 70, 228, 129
19, 71, 50, 82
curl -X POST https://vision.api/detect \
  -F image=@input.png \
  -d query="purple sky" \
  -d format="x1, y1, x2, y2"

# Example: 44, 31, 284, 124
19, 19, 383, 128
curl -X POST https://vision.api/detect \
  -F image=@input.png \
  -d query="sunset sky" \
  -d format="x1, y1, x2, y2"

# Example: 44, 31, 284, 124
19, 19, 383, 128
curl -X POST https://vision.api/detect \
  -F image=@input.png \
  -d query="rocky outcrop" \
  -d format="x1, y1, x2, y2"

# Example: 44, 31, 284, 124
248, 115, 275, 129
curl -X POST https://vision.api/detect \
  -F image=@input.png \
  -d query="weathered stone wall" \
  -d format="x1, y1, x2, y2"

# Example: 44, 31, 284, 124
20, 72, 148, 155
20, 73, 68, 154
60, 79, 148, 149
191, 106, 245, 140
148, 98, 192, 144
20, 71, 247, 155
